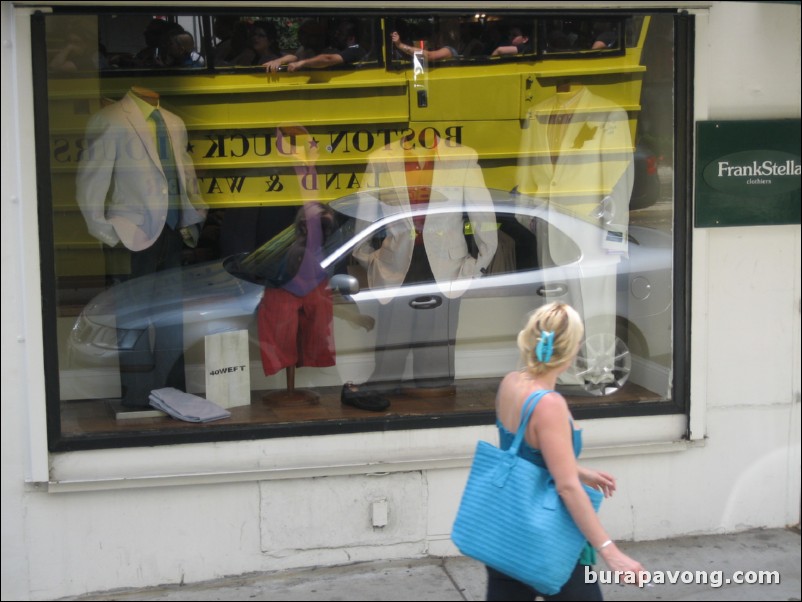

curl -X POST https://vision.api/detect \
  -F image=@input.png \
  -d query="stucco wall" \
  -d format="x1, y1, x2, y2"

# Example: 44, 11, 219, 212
2, 2, 800, 600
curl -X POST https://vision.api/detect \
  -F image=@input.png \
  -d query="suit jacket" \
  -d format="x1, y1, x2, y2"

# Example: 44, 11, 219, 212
353, 142, 498, 298
516, 86, 633, 258
76, 92, 207, 251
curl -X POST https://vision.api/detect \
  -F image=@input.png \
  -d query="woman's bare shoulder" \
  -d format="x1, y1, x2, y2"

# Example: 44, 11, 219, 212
497, 371, 529, 399
500, 370, 522, 388
496, 371, 525, 414
532, 390, 571, 422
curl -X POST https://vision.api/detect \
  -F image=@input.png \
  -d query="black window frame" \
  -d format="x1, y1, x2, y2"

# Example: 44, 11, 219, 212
32, 7, 693, 452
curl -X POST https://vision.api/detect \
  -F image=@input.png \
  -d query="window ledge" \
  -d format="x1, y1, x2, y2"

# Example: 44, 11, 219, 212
44, 414, 690, 493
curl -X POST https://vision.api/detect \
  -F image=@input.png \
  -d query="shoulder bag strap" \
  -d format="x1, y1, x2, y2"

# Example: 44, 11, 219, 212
508, 389, 553, 455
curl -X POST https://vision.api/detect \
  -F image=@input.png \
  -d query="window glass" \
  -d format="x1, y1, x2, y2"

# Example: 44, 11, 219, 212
40, 10, 680, 449
541, 16, 625, 54
387, 14, 537, 65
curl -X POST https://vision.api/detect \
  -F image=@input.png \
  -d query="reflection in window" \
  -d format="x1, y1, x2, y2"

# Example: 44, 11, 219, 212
39, 10, 680, 448
388, 15, 538, 64
541, 17, 624, 54
208, 16, 380, 69
85, 15, 208, 71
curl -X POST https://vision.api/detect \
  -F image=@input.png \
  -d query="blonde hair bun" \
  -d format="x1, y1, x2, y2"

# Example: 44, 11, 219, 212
517, 302, 584, 376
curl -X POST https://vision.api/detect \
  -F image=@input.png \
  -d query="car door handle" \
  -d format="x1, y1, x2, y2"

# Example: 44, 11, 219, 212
537, 284, 567, 297
409, 296, 442, 309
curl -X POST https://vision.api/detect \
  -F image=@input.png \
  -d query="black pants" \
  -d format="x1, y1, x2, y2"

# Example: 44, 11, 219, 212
106, 226, 186, 407
486, 563, 603, 601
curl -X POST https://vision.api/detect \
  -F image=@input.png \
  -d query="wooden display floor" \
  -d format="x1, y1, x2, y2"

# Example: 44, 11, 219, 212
59, 378, 663, 440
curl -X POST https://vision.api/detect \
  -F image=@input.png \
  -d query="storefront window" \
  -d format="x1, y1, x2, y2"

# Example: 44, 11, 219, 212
38, 9, 685, 450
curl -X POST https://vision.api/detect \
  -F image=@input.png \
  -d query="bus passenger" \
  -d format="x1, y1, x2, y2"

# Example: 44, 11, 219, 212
217, 21, 256, 66
263, 19, 328, 72
249, 20, 282, 65
125, 19, 183, 68
212, 16, 239, 65
165, 31, 205, 68
391, 26, 459, 61
459, 21, 487, 58
123, 17, 170, 68
491, 24, 532, 56
49, 26, 106, 73
592, 21, 618, 49
282, 19, 366, 71
229, 21, 281, 67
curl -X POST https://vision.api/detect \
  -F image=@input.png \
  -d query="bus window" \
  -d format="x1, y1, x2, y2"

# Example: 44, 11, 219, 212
88, 14, 207, 71
388, 14, 538, 66
541, 16, 626, 55
485, 18, 536, 58
388, 16, 462, 64
207, 15, 381, 70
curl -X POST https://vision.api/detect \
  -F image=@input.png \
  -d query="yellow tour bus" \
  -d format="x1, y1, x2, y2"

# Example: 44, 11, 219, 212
44, 11, 660, 281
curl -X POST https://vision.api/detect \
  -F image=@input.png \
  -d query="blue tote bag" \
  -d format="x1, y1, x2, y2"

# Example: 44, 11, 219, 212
451, 390, 603, 595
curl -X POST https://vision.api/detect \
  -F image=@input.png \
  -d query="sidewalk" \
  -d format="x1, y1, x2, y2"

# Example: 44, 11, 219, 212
62, 527, 800, 601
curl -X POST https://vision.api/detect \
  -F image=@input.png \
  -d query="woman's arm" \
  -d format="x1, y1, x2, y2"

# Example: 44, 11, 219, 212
534, 395, 645, 580
287, 53, 344, 71
578, 466, 616, 498
421, 47, 456, 61
263, 54, 297, 72
491, 45, 518, 57
50, 43, 81, 72
392, 32, 455, 61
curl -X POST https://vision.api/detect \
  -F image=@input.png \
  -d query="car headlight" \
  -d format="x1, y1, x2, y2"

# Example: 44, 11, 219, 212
70, 313, 145, 351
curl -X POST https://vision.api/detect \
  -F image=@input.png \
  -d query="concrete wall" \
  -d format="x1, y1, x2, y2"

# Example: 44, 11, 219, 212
2, 2, 800, 599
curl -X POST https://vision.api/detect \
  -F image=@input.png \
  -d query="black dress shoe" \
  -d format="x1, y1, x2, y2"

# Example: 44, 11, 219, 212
341, 382, 390, 412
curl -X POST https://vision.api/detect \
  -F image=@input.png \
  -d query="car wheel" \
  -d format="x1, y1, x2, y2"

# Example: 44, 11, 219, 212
573, 331, 632, 396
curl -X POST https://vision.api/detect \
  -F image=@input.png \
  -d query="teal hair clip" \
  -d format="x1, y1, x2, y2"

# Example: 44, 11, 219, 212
536, 330, 555, 363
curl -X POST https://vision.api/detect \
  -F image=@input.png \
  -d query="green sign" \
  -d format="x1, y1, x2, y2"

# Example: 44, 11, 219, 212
695, 120, 801, 227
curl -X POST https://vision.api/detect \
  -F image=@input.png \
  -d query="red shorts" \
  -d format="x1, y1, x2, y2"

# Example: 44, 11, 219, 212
256, 281, 336, 376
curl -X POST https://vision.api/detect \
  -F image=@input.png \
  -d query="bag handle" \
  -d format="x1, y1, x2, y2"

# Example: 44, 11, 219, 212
508, 390, 552, 456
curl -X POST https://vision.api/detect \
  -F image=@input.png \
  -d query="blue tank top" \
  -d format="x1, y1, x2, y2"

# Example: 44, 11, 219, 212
496, 390, 584, 464
496, 389, 595, 565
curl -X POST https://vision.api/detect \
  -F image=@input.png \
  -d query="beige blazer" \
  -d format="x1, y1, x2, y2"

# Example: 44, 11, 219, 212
76, 93, 207, 251
516, 86, 633, 258
353, 142, 498, 298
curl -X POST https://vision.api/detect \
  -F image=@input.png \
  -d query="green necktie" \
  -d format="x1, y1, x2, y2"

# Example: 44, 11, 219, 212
150, 109, 181, 229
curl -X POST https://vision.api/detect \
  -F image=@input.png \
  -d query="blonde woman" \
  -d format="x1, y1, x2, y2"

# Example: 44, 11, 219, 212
489, 302, 644, 600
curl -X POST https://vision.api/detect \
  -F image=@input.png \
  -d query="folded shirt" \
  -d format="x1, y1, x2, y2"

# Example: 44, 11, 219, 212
149, 387, 231, 423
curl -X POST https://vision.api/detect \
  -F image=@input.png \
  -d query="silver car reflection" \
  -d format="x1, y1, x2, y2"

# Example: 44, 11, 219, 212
69, 189, 672, 397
